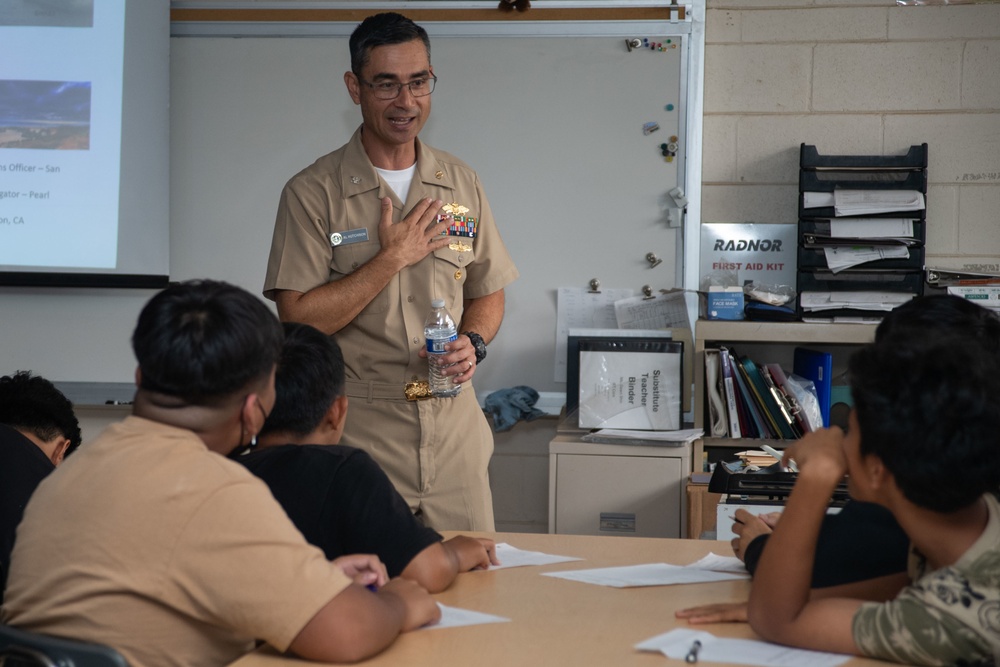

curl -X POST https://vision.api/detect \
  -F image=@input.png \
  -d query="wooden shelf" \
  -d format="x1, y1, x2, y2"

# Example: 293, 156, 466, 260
695, 320, 877, 345
692, 319, 878, 468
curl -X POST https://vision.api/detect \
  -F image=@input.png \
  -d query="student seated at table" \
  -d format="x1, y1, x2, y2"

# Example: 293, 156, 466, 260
235, 322, 498, 593
0, 371, 81, 601
1, 280, 440, 667
694, 294, 1000, 614
701, 331, 1000, 665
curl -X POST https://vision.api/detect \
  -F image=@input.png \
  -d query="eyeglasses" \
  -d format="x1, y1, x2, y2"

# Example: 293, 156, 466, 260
359, 75, 437, 100
254, 396, 270, 424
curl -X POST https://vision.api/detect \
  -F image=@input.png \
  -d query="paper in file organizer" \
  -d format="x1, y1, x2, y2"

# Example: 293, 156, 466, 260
577, 339, 683, 430
800, 291, 914, 312
833, 189, 924, 216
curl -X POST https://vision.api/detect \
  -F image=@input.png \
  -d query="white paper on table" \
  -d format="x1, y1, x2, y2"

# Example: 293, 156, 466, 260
636, 628, 851, 667
542, 563, 745, 588
686, 552, 750, 575
554, 287, 635, 382
483, 542, 583, 570
420, 603, 510, 631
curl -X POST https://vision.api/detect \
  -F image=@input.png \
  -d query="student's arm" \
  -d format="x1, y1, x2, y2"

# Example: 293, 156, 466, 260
289, 577, 440, 663
400, 536, 498, 593
676, 570, 909, 625
747, 428, 864, 654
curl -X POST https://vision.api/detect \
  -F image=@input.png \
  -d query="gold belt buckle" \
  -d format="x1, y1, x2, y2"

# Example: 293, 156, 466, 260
405, 381, 433, 401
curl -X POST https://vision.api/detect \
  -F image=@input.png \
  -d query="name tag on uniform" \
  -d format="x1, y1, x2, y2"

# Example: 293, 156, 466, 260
330, 228, 369, 247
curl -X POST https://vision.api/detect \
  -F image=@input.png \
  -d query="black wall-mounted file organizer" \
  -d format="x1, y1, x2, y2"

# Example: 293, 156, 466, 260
797, 143, 928, 320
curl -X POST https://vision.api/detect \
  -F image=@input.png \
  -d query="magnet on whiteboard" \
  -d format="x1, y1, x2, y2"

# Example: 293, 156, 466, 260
625, 38, 642, 52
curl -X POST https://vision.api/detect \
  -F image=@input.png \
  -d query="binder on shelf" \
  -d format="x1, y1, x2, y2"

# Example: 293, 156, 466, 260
731, 352, 781, 439
704, 349, 729, 438
730, 356, 766, 438
738, 355, 798, 440
764, 363, 812, 434
793, 348, 833, 428
718, 346, 742, 439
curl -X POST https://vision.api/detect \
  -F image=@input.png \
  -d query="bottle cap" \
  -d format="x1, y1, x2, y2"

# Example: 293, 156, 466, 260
431, 298, 445, 308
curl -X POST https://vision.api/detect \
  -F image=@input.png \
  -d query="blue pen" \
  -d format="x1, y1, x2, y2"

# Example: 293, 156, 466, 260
366, 584, 378, 593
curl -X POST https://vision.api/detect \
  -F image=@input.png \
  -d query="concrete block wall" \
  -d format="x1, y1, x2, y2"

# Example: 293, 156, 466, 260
702, 0, 1000, 273
489, 1, 1000, 536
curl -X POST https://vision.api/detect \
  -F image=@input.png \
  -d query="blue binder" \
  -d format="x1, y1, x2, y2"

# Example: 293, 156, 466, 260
793, 348, 833, 428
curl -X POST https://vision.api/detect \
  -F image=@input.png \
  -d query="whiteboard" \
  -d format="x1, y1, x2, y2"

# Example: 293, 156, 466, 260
0, 13, 704, 399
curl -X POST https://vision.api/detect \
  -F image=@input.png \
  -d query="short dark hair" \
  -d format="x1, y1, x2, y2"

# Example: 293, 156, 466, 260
848, 330, 1000, 513
876, 293, 1000, 352
0, 371, 81, 456
131, 280, 283, 405
349, 12, 430, 76
260, 322, 345, 439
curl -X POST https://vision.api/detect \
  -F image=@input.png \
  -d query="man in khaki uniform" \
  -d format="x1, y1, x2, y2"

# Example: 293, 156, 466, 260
264, 12, 518, 531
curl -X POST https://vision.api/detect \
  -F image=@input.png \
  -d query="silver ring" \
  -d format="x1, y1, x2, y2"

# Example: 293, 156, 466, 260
468, 361, 473, 370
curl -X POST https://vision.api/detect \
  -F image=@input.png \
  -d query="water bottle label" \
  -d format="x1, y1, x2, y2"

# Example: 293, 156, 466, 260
426, 332, 458, 354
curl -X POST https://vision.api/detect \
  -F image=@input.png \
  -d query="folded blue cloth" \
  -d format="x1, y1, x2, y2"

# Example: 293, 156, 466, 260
484, 386, 546, 432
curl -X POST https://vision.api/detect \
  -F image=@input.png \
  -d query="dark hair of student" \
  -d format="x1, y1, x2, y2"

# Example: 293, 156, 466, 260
875, 293, 1000, 353
259, 322, 345, 439
131, 280, 283, 405
349, 12, 430, 76
848, 331, 1000, 513
0, 371, 82, 456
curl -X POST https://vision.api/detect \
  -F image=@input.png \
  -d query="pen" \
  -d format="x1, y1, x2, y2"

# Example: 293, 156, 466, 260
685, 639, 701, 663
365, 584, 378, 593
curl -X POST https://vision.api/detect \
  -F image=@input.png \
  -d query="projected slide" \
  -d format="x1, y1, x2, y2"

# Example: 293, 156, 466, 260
0, 0, 123, 270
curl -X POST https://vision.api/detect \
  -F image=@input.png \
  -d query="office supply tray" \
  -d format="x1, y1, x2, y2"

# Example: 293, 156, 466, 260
708, 463, 851, 503
797, 245, 925, 271
800, 143, 928, 171
797, 268, 924, 294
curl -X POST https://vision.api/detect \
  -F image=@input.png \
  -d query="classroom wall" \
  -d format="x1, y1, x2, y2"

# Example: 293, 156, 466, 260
4, 1, 998, 535
501, 0, 1000, 533
700, 0, 1000, 275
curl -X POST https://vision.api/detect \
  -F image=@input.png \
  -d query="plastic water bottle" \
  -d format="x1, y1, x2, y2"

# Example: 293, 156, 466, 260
424, 298, 461, 398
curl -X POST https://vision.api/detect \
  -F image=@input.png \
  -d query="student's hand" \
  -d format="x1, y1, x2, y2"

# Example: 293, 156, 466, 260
731, 509, 777, 562
332, 553, 388, 588
446, 535, 499, 571
675, 602, 749, 624
378, 577, 442, 631
784, 427, 848, 484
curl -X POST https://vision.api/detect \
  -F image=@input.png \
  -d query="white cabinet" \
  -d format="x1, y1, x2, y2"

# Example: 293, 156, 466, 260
548, 436, 690, 538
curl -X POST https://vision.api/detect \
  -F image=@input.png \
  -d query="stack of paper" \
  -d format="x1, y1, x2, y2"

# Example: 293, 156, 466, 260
735, 449, 777, 469
833, 189, 925, 216
800, 291, 913, 313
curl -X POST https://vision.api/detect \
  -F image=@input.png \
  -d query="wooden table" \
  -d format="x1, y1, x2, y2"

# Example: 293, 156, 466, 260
229, 532, 887, 667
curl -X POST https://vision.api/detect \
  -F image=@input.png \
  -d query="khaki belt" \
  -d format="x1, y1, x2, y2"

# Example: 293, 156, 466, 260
345, 379, 432, 402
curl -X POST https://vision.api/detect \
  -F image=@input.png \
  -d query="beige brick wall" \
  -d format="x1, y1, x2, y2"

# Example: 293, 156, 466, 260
703, 0, 1000, 274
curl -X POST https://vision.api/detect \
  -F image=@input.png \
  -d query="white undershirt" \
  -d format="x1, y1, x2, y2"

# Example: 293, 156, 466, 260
375, 164, 417, 204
